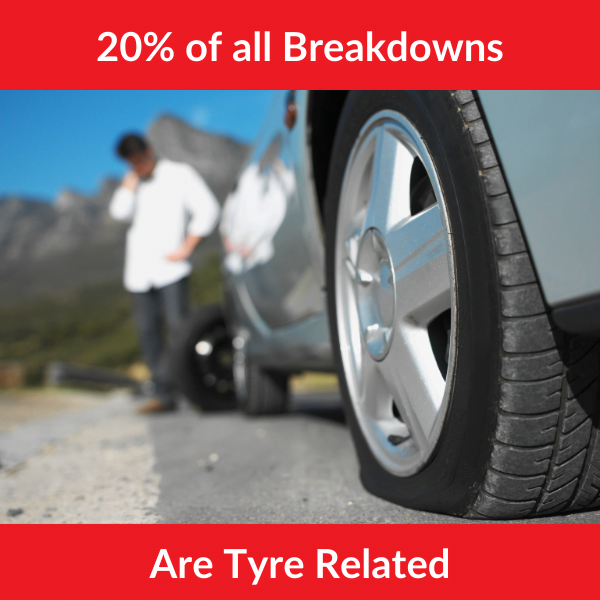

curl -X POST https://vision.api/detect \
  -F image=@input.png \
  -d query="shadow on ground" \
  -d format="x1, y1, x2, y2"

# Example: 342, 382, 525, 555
291, 391, 346, 424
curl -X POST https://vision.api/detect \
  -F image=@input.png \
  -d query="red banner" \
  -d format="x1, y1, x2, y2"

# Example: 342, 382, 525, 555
1, 0, 599, 89
1, 524, 597, 597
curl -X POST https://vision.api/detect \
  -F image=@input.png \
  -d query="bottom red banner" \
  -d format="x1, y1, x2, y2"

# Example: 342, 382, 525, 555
1, 524, 593, 597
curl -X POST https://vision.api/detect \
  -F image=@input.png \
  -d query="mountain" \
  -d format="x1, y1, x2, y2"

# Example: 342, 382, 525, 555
148, 115, 249, 202
0, 116, 250, 304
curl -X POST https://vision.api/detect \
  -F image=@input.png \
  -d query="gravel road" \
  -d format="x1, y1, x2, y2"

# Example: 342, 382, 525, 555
2, 390, 600, 524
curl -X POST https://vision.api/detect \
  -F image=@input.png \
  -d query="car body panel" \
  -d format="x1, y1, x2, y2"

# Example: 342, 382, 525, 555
478, 90, 600, 308
220, 90, 333, 370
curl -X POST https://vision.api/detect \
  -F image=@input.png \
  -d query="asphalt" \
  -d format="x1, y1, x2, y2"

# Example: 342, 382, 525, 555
151, 394, 414, 523
2, 390, 600, 524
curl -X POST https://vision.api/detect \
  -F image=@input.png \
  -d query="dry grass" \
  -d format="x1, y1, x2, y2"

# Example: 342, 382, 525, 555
289, 371, 339, 394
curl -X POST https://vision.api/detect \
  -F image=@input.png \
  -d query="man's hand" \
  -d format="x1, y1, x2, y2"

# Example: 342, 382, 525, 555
222, 235, 252, 258
122, 171, 139, 191
165, 234, 202, 262
165, 245, 193, 262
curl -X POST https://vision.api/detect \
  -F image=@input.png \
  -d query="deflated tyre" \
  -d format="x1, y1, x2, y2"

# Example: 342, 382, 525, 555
325, 90, 600, 518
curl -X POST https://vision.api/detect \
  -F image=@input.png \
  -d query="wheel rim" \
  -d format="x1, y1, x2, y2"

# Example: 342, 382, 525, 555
193, 322, 235, 398
335, 110, 457, 477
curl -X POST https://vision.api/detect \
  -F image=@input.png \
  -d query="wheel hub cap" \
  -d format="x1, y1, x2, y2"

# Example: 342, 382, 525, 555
356, 228, 396, 360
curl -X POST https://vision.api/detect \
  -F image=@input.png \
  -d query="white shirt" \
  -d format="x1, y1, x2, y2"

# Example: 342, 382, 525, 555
220, 161, 293, 274
109, 159, 220, 292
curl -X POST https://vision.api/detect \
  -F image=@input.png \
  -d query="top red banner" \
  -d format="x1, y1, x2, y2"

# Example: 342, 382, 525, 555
2, 0, 599, 89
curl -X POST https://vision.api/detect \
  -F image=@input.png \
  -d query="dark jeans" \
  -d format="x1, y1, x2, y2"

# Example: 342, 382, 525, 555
130, 277, 189, 406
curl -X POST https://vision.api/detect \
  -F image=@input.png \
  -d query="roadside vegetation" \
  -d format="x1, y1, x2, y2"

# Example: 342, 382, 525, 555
0, 253, 223, 385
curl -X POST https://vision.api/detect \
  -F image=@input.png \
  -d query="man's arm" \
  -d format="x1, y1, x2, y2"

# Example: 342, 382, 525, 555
109, 172, 138, 221
165, 234, 202, 262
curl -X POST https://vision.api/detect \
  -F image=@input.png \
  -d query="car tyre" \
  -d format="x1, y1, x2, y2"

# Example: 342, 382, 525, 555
238, 361, 289, 416
325, 90, 600, 518
169, 304, 237, 411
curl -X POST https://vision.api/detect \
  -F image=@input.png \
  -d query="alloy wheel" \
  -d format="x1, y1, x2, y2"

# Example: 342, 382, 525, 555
335, 110, 457, 476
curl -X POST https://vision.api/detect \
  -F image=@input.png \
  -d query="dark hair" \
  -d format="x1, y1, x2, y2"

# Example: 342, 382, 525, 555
116, 133, 148, 159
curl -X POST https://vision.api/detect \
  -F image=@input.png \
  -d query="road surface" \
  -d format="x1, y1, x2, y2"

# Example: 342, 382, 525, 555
1, 389, 600, 524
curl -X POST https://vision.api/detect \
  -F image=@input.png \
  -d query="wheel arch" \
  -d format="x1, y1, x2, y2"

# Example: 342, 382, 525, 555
306, 90, 349, 217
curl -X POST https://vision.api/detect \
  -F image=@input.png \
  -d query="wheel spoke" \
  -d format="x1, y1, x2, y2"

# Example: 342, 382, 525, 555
357, 341, 380, 408
359, 343, 413, 444
387, 204, 451, 324
334, 109, 456, 477
363, 125, 415, 235
377, 324, 445, 443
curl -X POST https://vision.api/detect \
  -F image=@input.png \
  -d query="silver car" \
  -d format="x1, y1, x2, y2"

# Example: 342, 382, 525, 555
217, 90, 600, 519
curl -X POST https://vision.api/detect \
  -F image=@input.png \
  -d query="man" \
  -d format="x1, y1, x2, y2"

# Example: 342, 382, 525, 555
110, 133, 220, 413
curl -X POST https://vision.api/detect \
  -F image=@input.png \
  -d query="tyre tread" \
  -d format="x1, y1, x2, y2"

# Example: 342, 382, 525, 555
244, 363, 289, 416
451, 91, 600, 519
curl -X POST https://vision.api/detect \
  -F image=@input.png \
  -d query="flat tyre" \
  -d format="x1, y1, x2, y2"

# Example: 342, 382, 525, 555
325, 90, 600, 518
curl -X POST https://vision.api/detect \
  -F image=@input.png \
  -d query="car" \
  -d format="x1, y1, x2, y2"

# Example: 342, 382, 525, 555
215, 90, 600, 519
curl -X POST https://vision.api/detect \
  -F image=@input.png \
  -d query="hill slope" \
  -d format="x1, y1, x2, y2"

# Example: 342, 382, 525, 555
0, 115, 249, 304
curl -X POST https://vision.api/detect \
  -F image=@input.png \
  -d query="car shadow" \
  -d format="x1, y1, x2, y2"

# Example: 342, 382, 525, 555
290, 391, 346, 424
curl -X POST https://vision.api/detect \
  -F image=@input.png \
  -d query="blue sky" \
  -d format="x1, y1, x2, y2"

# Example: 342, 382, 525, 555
0, 91, 275, 202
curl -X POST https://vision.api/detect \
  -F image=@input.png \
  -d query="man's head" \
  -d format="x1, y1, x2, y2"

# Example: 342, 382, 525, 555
116, 133, 156, 178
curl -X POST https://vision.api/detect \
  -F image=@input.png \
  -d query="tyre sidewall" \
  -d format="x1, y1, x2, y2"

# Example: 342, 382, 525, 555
325, 91, 501, 515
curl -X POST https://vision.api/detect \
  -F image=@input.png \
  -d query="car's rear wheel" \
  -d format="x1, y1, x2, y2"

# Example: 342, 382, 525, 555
242, 364, 289, 415
169, 304, 237, 411
231, 332, 289, 415
325, 90, 600, 518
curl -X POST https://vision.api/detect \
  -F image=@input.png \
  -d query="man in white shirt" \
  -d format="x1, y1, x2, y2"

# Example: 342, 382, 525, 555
110, 134, 220, 413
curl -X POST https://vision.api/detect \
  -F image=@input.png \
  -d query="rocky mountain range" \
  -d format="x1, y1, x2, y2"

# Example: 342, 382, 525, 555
0, 116, 250, 304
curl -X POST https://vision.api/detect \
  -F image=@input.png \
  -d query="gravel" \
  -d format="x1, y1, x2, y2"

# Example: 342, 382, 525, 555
0, 393, 159, 523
